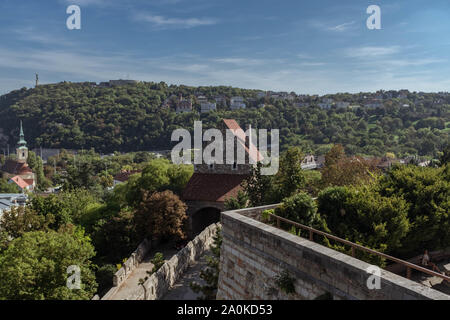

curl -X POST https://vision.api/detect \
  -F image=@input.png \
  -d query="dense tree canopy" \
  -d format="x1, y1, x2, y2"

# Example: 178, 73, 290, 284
0, 82, 448, 157
0, 228, 97, 300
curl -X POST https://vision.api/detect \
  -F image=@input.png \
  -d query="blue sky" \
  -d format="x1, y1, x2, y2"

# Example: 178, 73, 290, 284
0, 0, 449, 94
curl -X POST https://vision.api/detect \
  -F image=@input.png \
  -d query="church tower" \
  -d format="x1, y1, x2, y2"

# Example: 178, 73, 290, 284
16, 121, 28, 163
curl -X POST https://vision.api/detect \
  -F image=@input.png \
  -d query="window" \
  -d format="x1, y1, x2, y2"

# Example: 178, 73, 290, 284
232, 162, 237, 170
209, 163, 215, 170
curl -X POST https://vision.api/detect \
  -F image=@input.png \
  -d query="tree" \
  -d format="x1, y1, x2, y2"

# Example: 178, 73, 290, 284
30, 194, 72, 230
63, 161, 98, 191
190, 228, 222, 300
273, 147, 305, 200
134, 190, 187, 242
377, 164, 450, 256
167, 164, 193, 195
224, 190, 248, 210
0, 206, 51, 244
0, 228, 97, 300
0, 178, 19, 193
91, 209, 137, 264
440, 144, 450, 165
321, 145, 377, 187
275, 192, 318, 226
243, 162, 275, 207
27, 151, 51, 190
317, 185, 410, 263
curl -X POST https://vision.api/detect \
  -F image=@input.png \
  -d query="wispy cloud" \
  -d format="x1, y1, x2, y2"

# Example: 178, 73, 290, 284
298, 62, 326, 67
13, 27, 73, 47
345, 46, 401, 58
382, 58, 445, 67
135, 13, 218, 29
60, 0, 110, 6
328, 21, 356, 32
212, 58, 266, 66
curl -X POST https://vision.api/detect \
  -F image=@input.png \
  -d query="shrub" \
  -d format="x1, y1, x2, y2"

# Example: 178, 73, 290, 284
275, 192, 318, 226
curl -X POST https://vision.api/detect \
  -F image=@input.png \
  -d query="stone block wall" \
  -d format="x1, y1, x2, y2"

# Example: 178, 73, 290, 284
217, 208, 449, 300
129, 223, 220, 300
113, 238, 152, 286
100, 238, 152, 300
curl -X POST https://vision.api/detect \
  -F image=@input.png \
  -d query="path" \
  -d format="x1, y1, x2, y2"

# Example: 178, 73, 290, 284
109, 242, 178, 300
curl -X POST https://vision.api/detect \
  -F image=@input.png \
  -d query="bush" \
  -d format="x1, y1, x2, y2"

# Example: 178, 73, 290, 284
317, 185, 410, 263
377, 164, 450, 257
95, 264, 117, 295
275, 192, 318, 226
151, 252, 165, 274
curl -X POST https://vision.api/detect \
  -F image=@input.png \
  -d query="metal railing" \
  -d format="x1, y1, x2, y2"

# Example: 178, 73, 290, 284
268, 212, 450, 283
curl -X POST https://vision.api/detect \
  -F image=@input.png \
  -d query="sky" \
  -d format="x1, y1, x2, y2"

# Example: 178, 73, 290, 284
0, 0, 449, 95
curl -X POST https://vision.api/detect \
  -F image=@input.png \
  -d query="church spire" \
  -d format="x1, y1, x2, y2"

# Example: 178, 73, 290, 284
16, 121, 28, 163
17, 120, 27, 148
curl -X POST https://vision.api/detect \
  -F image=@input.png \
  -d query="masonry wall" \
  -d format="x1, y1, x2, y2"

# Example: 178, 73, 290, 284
100, 238, 153, 300
127, 223, 220, 300
217, 208, 449, 300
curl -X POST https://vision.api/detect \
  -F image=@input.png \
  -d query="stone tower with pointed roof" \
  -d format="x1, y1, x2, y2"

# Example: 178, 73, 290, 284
16, 121, 28, 163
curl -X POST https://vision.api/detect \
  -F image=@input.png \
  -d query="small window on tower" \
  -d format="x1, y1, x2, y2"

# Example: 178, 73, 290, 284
232, 162, 237, 170
22, 152, 25, 158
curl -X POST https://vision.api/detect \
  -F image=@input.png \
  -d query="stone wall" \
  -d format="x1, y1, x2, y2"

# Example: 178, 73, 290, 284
217, 207, 449, 300
100, 238, 152, 300
114, 238, 152, 286
128, 223, 220, 300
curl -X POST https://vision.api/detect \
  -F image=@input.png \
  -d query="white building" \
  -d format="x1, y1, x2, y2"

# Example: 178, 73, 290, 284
256, 91, 266, 99
230, 96, 246, 110
318, 98, 334, 109
197, 95, 208, 104
201, 102, 217, 113
0, 193, 28, 220
335, 101, 350, 108
176, 95, 193, 114
294, 102, 309, 108
214, 96, 227, 105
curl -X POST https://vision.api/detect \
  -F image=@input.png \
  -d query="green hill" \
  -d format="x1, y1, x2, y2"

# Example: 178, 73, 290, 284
0, 81, 448, 157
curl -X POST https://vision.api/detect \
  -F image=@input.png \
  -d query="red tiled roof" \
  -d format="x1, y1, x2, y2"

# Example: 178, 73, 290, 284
113, 170, 141, 182
19, 165, 33, 174
9, 176, 31, 190
182, 173, 248, 202
23, 179, 35, 186
222, 119, 264, 163
1, 160, 28, 175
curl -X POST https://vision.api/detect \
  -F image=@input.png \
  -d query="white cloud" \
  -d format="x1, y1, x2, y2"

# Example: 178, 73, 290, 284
0, 45, 449, 96
60, 0, 109, 6
135, 13, 218, 29
211, 58, 266, 66
328, 21, 356, 32
345, 46, 401, 58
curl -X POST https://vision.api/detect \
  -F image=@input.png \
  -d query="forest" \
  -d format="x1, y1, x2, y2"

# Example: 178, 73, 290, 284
0, 81, 448, 158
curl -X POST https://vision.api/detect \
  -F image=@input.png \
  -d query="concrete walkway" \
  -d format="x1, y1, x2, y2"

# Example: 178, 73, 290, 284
162, 250, 211, 300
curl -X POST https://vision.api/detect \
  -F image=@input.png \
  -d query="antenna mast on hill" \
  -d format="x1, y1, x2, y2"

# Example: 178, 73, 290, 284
35, 73, 39, 87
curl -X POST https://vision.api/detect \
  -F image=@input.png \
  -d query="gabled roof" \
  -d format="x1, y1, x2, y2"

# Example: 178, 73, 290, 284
1, 160, 29, 175
222, 119, 264, 163
182, 173, 247, 202
9, 176, 31, 190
